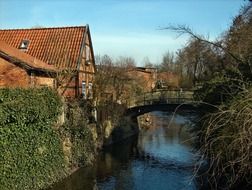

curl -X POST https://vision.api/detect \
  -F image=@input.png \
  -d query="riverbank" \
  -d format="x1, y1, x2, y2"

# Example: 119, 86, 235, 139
101, 115, 139, 146
51, 99, 140, 189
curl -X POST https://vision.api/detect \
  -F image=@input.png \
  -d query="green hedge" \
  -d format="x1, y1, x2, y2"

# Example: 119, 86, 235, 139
0, 88, 66, 190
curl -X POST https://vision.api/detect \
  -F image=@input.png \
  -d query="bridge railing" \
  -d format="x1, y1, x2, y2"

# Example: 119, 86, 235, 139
126, 90, 194, 108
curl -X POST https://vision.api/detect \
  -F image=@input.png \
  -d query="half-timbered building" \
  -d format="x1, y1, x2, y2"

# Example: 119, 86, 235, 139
0, 25, 95, 98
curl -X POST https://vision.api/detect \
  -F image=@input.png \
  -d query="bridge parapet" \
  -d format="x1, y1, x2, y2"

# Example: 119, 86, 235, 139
127, 90, 194, 108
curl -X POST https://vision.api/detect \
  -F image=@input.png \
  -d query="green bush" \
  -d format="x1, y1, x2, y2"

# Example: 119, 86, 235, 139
0, 88, 66, 190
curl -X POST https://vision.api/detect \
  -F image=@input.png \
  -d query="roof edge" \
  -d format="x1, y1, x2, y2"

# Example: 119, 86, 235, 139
0, 25, 87, 31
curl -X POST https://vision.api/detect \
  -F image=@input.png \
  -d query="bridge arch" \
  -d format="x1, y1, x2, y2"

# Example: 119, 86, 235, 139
125, 89, 199, 117
126, 103, 200, 118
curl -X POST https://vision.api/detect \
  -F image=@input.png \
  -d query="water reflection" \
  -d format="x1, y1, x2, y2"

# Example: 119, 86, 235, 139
49, 111, 199, 190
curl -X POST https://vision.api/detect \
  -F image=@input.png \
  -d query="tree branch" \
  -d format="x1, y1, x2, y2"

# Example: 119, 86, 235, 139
160, 25, 246, 65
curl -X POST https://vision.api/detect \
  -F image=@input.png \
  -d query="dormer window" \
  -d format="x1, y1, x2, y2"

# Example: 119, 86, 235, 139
19, 40, 30, 50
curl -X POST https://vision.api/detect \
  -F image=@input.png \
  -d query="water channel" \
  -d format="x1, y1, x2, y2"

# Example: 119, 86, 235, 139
49, 111, 201, 190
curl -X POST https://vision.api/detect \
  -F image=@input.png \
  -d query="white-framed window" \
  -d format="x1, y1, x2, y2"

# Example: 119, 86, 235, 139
88, 82, 93, 99
82, 81, 86, 99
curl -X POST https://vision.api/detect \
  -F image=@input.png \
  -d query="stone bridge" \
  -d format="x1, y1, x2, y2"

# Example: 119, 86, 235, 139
125, 90, 199, 117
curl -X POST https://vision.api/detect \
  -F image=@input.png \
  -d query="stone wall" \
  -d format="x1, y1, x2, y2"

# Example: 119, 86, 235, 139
102, 116, 139, 146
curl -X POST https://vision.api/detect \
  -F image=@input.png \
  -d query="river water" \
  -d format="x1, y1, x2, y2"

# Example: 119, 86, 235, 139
50, 111, 200, 190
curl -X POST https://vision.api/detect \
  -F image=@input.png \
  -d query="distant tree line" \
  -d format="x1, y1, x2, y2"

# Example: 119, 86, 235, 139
141, 3, 252, 90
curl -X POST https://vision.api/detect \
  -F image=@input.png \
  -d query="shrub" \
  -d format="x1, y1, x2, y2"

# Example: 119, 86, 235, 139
0, 88, 66, 190
194, 68, 246, 105
199, 88, 252, 189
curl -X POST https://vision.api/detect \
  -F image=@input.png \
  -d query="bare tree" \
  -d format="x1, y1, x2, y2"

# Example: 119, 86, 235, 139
159, 51, 175, 72
94, 55, 141, 105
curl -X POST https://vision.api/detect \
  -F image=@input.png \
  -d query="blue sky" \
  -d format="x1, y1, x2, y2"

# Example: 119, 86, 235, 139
0, 0, 247, 65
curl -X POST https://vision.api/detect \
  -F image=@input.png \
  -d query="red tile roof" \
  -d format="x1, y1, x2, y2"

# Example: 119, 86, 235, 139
0, 41, 56, 72
0, 26, 86, 69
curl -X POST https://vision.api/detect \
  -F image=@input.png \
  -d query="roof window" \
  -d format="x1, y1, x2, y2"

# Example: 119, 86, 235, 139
19, 40, 30, 50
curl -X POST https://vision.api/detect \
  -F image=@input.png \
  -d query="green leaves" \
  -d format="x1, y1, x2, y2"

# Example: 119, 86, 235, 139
0, 88, 66, 190
0, 88, 62, 125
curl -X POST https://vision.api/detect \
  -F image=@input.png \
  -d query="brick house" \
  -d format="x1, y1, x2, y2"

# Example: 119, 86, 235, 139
0, 25, 95, 98
157, 71, 179, 89
126, 67, 157, 92
0, 41, 56, 88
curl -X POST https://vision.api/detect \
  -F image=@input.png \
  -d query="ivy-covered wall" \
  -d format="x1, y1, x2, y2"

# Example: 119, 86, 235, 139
0, 88, 66, 190
59, 99, 96, 168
